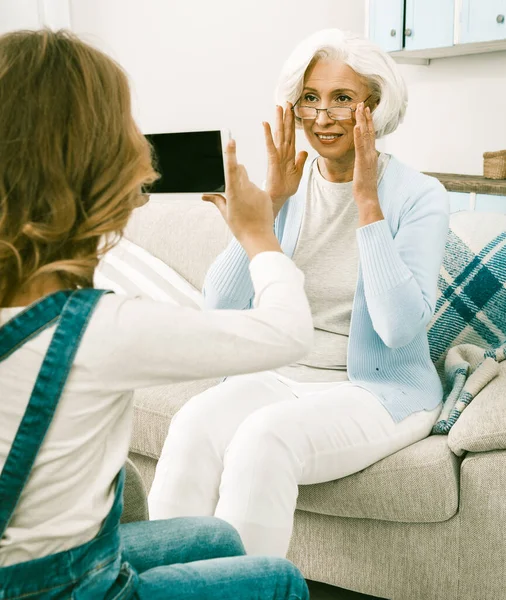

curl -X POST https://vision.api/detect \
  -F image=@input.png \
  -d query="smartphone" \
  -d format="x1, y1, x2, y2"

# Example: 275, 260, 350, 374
144, 129, 230, 194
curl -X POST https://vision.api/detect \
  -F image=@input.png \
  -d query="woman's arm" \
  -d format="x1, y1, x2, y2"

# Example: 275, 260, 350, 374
202, 237, 256, 309
357, 179, 449, 348
203, 103, 307, 311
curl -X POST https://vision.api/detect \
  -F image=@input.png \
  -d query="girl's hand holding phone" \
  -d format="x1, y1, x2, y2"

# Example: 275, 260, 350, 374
202, 140, 281, 259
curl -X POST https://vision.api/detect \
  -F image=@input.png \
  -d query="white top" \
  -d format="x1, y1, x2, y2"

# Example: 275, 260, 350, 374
277, 153, 390, 382
0, 252, 312, 566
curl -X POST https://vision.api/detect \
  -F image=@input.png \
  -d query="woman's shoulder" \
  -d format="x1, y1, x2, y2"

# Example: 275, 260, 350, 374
380, 155, 449, 221
383, 155, 447, 196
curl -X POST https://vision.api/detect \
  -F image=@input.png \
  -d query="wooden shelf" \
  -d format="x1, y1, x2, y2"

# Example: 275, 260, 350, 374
424, 172, 506, 196
390, 39, 506, 65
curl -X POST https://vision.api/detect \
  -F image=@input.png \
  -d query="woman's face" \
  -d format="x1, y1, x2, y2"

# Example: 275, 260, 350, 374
300, 59, 371, 161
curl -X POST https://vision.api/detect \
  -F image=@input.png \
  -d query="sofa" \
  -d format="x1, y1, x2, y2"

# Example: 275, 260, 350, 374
122, 195, 506, 600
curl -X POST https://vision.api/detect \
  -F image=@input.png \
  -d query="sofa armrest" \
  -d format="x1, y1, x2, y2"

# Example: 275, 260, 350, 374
458, 449, 506, 600
448, 374, 506, 456
121, 458, 149, 523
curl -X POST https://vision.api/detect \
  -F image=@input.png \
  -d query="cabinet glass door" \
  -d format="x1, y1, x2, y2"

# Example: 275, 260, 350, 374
404, 0, 455, 50
368, 0, 404, 52
460, 0, 506, 43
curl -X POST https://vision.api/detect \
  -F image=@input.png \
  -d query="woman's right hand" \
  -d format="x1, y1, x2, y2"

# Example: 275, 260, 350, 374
263, 102, 308, 216
203, 139, 281, 259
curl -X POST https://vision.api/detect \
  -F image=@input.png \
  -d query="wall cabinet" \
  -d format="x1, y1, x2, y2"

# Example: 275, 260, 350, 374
460, 0, 506, 43
368, 0, 506, 57
449, 191, 506, 213
368, 0, 404, 52
404, 0, 455, 51
426, 175, 506, 213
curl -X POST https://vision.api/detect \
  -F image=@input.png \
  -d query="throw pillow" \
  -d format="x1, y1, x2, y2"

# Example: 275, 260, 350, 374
427, 211, 506, 376
94, 238, 203, 309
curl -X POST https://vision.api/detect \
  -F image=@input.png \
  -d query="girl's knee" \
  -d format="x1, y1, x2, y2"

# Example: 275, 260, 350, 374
195, 516, 246, 558
254, 557, 309, 600
272, 558, 309, 600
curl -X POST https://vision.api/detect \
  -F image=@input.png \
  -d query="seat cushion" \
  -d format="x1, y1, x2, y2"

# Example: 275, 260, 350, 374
130, 379, 220, 459
296, 435, 461, 523
132, 382, 461, 523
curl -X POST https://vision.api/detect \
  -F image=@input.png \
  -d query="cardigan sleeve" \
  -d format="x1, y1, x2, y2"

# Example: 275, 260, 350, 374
202, 202, 285, 310
356, 179, 449, 349
202, 237, 255, 310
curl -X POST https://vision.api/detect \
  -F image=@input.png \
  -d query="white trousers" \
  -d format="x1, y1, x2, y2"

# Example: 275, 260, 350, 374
148, 372, 441, 557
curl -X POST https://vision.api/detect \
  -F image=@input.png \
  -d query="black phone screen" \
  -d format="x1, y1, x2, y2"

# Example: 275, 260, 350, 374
145, 130, 225, 194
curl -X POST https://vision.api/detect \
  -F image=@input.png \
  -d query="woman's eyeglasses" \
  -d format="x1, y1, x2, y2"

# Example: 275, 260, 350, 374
292, 95, 372, 121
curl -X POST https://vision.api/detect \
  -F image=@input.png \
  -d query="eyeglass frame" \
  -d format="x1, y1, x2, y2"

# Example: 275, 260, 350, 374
292, 94, 373, 121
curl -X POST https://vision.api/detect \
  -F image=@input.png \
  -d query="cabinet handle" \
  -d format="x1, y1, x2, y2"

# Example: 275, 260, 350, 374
390, 29, 396, 37
497, 14, 505, 24
405, 28, 413, 37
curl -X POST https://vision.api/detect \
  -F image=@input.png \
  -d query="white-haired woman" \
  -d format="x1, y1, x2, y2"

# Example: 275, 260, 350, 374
149, 29, 449, 557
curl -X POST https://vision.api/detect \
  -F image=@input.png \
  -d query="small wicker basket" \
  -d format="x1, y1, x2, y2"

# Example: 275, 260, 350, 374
483, 149, 506, 180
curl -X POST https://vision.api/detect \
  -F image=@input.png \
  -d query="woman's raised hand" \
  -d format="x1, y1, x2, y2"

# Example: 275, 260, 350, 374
263, 102, 308, 217
203, 139, 281, 258
353, 103, 384, 227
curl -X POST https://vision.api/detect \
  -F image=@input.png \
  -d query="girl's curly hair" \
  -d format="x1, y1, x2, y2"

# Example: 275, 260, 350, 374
0, 29, 157, 306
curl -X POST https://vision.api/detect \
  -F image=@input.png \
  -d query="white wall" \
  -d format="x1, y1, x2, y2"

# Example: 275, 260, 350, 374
382, 51, 506, 175
6, 0, 499, 178
0, 0, 40, 33
69, 0, 365, 185
0, 0, 71, 33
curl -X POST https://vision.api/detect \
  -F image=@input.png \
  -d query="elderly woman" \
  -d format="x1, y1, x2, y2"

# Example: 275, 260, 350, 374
149, 29, 449, 557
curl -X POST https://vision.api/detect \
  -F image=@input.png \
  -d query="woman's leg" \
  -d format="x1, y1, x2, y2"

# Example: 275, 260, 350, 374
215, 383, 441, 556
148, 372, 295, 520
120, 517, 309, 600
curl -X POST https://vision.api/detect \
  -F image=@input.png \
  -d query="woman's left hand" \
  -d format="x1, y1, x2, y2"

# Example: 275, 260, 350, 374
353, 103, 384, 226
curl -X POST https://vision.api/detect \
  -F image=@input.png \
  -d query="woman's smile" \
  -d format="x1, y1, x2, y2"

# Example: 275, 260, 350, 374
313, 131, 345, 145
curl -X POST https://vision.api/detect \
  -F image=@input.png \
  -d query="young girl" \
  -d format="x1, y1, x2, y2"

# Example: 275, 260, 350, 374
0, 29, 313, 599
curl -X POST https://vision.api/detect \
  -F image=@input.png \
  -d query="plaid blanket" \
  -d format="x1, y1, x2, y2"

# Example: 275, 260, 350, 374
432, 343, 505, 434
428, 212, 506, 375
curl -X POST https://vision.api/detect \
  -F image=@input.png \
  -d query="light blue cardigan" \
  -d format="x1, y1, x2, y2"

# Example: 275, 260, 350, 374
203, 156, 450, 422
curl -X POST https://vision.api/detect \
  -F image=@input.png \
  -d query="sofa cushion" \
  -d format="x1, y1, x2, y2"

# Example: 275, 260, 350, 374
130, 379, 220, 459
296, 435, 461, 523
125, 197, 232, 291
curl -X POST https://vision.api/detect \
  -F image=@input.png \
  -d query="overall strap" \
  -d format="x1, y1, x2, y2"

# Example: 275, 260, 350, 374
0, 291, 72, 362
0, 288, 110, 538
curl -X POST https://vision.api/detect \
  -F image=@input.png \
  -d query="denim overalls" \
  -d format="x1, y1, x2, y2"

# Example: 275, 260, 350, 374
0, 289, 137, 599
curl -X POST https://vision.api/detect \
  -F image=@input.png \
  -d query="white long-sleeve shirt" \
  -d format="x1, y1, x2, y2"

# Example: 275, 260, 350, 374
0, 251, 313, 566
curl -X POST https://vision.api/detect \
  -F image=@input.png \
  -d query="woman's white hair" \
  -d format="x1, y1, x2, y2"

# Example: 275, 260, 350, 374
275, 29, 408, 138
